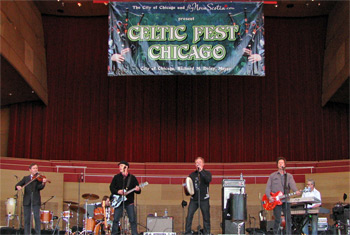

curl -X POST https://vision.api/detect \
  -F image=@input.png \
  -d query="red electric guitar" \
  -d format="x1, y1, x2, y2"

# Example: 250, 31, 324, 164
262, 187, 309, 210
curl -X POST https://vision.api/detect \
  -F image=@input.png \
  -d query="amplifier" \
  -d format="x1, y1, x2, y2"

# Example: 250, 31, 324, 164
147, 216, 174, 232
144, 233, 176, 235
222, 179, 245, 188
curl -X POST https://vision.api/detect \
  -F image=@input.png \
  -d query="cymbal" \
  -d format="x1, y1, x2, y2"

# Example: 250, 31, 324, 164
63, 201, 78, 205
82, 193, 99, 200
70, 205, 86, 214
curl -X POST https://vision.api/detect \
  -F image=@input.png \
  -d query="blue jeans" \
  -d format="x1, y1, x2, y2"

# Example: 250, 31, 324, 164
111, 204, 137, 235
273, 203, 292, 235
185, 199, 210, 234
302, 214, 318, 235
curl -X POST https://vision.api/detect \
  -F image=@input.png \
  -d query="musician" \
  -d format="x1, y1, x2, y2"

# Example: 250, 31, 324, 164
109, 161, 140, 235
302, 179, 321, 235
265, 157, 301, 235
15, 163, 47, 235
185, 157, 212, 235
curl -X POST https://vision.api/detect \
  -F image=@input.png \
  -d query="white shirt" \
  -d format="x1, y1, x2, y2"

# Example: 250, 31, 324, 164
302, 187, 321, 208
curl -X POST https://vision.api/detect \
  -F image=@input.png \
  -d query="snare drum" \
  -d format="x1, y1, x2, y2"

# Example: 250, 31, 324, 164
93, 207, 104, 220
62, 210, 73, 219
85, 217, 95, 232
5, 198, 16, 219
40, 210, 53, 223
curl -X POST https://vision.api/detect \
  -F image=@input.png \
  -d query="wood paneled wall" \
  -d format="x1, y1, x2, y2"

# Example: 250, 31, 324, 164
0, 108, 9, 156
1, 168, 349, 234
0, 1, 48, 104
322, 1, 349, 106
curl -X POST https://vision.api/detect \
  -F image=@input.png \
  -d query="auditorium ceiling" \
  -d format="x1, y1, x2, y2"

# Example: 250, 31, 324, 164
33, 1, 337, 17
1, 1, 347, 107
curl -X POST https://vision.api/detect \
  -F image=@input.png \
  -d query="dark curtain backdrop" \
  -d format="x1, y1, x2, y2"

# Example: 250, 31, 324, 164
7, 15, 349, 162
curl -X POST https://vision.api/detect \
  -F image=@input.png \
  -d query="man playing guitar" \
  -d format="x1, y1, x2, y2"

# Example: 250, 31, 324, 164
109, 161, 141, 235
265, 157, 301, 234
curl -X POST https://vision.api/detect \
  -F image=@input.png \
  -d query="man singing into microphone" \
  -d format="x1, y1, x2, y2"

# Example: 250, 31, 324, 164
110, 161, 140, 235
265, 157, 300, 235
15, 163, 47, 235
185, 157, 212, 234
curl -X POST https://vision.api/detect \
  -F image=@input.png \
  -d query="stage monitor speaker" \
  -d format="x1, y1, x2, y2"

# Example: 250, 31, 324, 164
223, 220, 245, 234
147, 216, 174, 232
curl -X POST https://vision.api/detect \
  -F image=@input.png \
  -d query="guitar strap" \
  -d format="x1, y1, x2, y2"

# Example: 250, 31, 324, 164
125, 174, 132, 191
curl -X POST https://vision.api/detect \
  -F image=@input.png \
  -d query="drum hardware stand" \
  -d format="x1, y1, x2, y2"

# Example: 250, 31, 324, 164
52, 216, 63, 235
82, 199, 89, 235
62, 203, 73, 235
77, 173, 84, 234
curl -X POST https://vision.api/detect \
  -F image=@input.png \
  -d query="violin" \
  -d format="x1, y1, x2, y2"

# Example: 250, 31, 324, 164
33, 173, 51, 183
18, 173, 51, 191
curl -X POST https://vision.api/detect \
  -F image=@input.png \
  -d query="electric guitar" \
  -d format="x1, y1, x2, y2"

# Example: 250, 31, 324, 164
262, 187, 309, 210
111, 182, 148, 208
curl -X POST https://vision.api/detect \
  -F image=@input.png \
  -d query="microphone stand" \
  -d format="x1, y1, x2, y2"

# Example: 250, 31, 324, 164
14, 175, 23, 232
122, 168, 126, 235
197, 167, 202, 235
30, 183, 34, 235
283, 168, 288, 235
41, 196, 55, 210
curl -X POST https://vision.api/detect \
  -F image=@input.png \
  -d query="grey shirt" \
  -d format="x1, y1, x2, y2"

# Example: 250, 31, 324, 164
265, 171, 298, 200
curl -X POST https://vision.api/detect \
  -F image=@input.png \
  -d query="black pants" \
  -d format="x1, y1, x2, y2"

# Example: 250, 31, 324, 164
24, 205, 41, 235
185, 199, 210, 234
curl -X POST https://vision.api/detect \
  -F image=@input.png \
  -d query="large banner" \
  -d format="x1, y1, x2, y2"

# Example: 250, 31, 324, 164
108, 2, 264, 76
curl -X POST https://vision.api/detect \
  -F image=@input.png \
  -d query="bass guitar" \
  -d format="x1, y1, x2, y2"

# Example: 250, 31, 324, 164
111, 182, 148, 208
262, 187, 309, 210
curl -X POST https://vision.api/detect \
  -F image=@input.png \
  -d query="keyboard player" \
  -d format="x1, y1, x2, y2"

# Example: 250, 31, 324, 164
301, 179, 321, 235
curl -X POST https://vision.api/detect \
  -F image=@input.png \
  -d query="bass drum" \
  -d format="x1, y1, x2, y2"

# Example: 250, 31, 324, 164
85, 217, 96, 232
184, 177, 194, 196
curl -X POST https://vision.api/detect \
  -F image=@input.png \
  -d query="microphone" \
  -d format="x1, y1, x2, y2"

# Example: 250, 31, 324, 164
51, 195, 55, 199
14, 175, 18, 179
80, 173, 84, 182
281, 166, 286, 174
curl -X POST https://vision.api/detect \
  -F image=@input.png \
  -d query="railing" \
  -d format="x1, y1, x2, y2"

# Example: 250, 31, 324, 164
55, 165, 87, 182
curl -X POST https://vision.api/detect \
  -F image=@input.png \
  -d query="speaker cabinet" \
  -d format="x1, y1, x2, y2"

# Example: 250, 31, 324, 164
147, 216, 174, 232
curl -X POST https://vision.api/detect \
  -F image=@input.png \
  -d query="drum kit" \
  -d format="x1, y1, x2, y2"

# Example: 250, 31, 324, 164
4, 193, 117, 235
